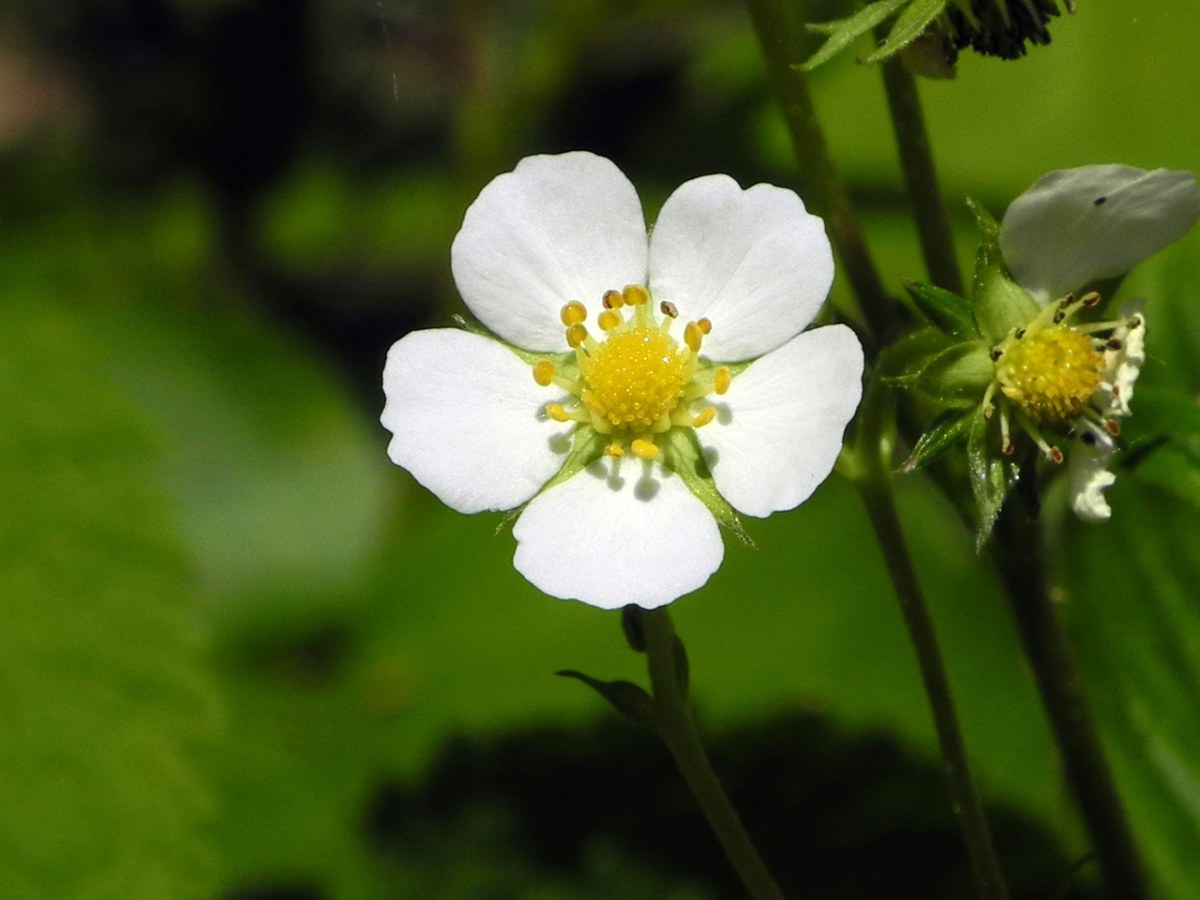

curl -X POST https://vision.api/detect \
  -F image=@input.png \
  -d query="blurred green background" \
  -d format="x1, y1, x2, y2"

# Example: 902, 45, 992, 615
2, 1, 1198, 898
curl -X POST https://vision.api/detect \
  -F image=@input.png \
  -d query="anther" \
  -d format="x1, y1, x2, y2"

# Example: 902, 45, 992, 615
1049, 446, 1064, 464
602, 289, 623, 309
623, 285, 649, 306
561, 301, 587, 326
692, 407, 716, 428
684, 321, 703, 353
659, 301, 678, 319
1015, 328, 1027, 340
545, 403, 570, 422
1081, 291, 1102, 307
566, 323, 590, 348
597, 310, 622, 332
714, 367, 731, 395
1128, 315, 1143, 329
631, 438, 659, 460
604, 443, 625, 458
990, 348, 1003, 362
1053, 309, 1066, 324
533, 360, 556, 386
1104, 419, 1121, 436
697, 318, 712, 335
1002, 438, 1015, 456
1106, 337, 1123, 350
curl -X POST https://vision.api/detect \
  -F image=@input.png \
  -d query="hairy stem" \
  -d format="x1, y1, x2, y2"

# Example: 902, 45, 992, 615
851, 379, 1011, 900
879, 55, 964, 296
745, 0, 897, 347
991, 508, 1150, 899
638, 608, 787, 900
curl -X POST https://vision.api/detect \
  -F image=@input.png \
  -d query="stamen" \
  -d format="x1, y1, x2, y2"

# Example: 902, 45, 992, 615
602, 289, 623, 309
1081, 291, 1101, 307
561, 301, 587, 326
692, 407, 716, 428
660, 301, 678, 319
532, 360, 556, 386
622, 285, 649, 306
545, 403, 570, 422
630, 438, 659, 460
604, 442, 624, 458
697, 318, 712, 335
684, 321, 703, 353
566, 323, 590, 348
714, 367, 731, 395
597, 309, 622, 332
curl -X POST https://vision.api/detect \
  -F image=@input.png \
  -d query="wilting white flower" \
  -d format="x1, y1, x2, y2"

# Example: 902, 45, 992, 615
382, 152, 864, 608
997, 165, 1200, 520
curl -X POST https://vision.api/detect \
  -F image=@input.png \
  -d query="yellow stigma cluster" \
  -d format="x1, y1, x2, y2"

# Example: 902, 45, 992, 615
985, 291, 1121, 463
532, 284, 731, 460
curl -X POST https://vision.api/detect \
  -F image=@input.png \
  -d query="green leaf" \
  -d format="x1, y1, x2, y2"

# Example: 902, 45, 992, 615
863, 0, 946, 64
903, 279, 978, 338
801, 0, 911, 71
0, 303, 220, 900
898, 409, 974, 473
967, 406, 1020, 550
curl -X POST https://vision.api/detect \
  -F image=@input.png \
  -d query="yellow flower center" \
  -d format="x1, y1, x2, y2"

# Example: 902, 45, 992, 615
583, 328, 686, 430
997, 325, 1104, 424
531, 285, 730, 460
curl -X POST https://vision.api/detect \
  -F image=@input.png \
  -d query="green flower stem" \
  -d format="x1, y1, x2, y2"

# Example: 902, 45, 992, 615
847, 378, 1010, 900
991, 507, 1150, 899
638, 608, 787, 900
745, 0, 898, 347
878, 56, 965, 297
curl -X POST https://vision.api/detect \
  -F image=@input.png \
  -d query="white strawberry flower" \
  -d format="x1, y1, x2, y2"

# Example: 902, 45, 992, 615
382, 152, 864, 609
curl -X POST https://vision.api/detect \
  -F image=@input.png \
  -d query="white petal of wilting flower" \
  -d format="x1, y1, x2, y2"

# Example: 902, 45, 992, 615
999, 165, 1200, 303
1065, 302, 1146, 522
382, 151, 864, 609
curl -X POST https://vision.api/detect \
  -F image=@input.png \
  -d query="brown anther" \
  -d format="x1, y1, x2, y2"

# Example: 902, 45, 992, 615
1014, 328, 1027, 340
1053, 309, 1066, 324
659, 301, 678, 319
602, 289, 623, 309
1049, 446, 1064, 464
1104, 419, 1121, 436
1128, 315, 1143, 329
1002, 438, 1015, 455
990, 348, 1003, 361
1081, 291, 1102, 307
983, 403, 995, 419
1106, 337, 1123, 350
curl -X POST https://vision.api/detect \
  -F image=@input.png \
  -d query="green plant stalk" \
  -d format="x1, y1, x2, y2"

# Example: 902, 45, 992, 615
991, 507, 1150, 899
878, 55, 964, 297
745, 0, 898, 348
638, 608, 787, 900
851, 378, 1011, 900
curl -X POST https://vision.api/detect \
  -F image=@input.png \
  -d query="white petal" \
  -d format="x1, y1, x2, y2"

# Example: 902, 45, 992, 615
512, 457, 723, 609
451, 152, 649, 352
699, 324, 864, 518
1068, 430, 1117, 523
1000, 166, 1200, 302
1098, 301, 1146, 418
381, 329, 572, 513
648, 174, 834, 362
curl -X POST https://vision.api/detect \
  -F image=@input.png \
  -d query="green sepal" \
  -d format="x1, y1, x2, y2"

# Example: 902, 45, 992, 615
801, 0, 911, 71
967, 405, 1020, 551
535, 427, 607, 496
659, 428, 753, 547
903, 279, 978, 339
863, 0, 947, 64
556, 670, 657, 730
897, 408, 974, 473
912, 340, 993, 408
965, 198, 1039, 343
